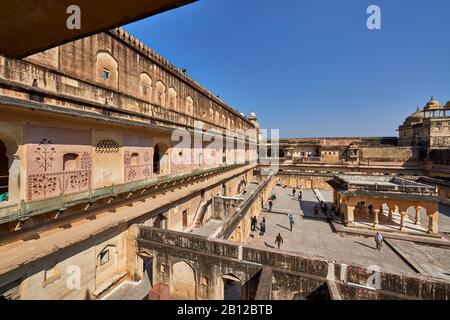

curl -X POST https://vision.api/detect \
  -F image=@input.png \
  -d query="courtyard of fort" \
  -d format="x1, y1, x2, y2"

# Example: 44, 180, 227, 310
0, 1, 449, 301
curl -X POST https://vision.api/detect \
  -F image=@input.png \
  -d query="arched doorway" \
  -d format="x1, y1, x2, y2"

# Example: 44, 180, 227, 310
222, 274, 242, 300
172, 261, 196, 300
0, 140, 9, 202
238, 180, 247, 194
154, 213, 168, 230
153, 145, 161, 174
153, 144, 169, 175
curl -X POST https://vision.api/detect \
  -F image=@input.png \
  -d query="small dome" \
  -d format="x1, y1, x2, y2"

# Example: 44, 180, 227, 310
424, 96, 441, 110
445, 101, 450, 108
247, 112, 257, 120
405, 110, 424, 124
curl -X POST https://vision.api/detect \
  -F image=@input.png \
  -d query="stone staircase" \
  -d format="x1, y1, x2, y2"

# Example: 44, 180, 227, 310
193, 199, 212, 228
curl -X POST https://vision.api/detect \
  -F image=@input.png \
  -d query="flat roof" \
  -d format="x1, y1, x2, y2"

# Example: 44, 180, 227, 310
333, 175, 437, 195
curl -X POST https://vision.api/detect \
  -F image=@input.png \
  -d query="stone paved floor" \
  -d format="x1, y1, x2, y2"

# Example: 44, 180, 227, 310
387, 239, 450, 281
248, 186, 417, 275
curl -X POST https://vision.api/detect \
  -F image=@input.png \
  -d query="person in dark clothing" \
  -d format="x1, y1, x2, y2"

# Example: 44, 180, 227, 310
259, 219, 266, 236
269, 200, 273, 212
288, 214, 295, 231
275, 233, 284, 250
251, 216, 257, 231
292, 188, 296, 197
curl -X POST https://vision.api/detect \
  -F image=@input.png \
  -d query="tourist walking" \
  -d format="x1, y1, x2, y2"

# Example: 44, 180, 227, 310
288, 213, 295, 231
298, 190, 302, 202
251, 216, 258, 231
269, 200, 273, 212
375, 232, 383, 251
275, 233, 284, 250
292, 188, 296, 197
259, 218, 266, 236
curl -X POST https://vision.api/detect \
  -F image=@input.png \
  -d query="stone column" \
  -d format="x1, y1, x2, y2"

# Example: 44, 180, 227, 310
373, 207, 380, 228
427, 212, 439, 235
387, 206, 393, 222
7, 154, 21, 204
399, 210, 407, 232
345, 204, 355, 227
414, 206, 421, 225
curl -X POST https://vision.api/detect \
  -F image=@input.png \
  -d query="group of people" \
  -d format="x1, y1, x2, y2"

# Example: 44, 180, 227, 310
251, 216, 266, 236
313, 201, 334, 222
292, 188, 302, 202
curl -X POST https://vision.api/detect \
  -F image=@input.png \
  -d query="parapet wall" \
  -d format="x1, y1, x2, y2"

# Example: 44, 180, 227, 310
138, 227, 450, 300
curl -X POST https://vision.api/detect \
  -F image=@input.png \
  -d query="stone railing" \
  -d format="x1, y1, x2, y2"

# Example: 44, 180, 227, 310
217, 173, 274, 239
0, 163, 245, 225
137, 226, 450, 300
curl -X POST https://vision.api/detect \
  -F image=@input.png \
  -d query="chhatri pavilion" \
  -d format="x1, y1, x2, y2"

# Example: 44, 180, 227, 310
328, 175, 440, 236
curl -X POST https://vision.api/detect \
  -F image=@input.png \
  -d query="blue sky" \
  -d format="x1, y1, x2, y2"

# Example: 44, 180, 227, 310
124, 0, 450, 138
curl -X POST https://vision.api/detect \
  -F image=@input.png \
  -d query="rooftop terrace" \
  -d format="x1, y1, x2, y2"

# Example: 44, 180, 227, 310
334, 175, 437, 195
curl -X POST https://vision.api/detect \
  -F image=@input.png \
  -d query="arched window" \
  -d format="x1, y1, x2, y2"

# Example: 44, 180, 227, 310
215, 111, 220, 124
95, 51, 118, 89
139, 73, 152, 100
168, 87, 177, 110
209, 108, 214, 121
186, 96, 194, 115
155, 81, 166, 106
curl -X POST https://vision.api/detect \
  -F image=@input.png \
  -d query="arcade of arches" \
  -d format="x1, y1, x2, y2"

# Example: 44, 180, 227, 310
0, 140, 8, 201
334, 192, 440, 235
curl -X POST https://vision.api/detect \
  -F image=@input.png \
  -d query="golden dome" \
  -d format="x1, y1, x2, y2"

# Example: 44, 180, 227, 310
445, 101, 450, 109
424, 96, 441, 110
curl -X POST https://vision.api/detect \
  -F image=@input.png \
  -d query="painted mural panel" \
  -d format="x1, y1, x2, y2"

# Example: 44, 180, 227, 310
26, 125, 92, 201
123, 135, 152, 183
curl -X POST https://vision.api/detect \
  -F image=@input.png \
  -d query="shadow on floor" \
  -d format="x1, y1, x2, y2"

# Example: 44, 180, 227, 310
354, 241, 377, 251
264, 242, 275, 249
276, 224, 291, 231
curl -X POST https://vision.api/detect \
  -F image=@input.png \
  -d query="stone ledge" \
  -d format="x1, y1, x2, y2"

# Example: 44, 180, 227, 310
332, 221, 450, 247
93, 271, 127, 298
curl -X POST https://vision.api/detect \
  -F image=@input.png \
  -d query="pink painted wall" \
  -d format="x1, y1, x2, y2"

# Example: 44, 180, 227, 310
26, 125, 92, 201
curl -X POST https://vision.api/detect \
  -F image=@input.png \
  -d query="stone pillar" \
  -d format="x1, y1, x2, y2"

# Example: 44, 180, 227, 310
7, 154, 21, 204
373, 208, 379, 228
345, 204, 355, 227
399, 210, 407, 232
388, 207, 393, 222
414, 206, 421, 225
427, 212, 439, 235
